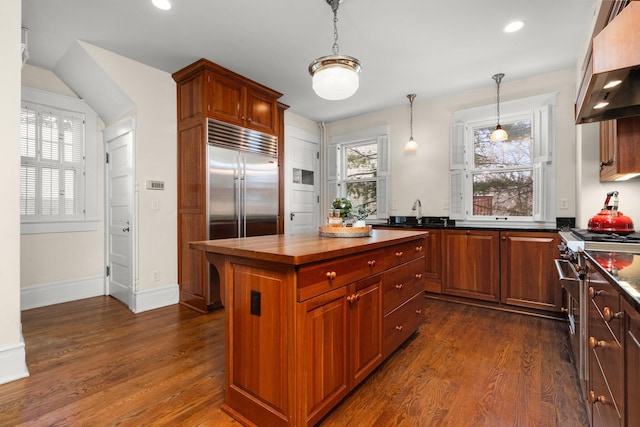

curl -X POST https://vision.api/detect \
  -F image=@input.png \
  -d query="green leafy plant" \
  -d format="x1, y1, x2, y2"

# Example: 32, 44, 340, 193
332, 197, 352, 220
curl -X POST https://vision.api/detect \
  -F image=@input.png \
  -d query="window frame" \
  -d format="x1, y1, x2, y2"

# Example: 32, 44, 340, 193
450, 92, 557, 229
327, 125, 390, 221
21, 86, 99, 234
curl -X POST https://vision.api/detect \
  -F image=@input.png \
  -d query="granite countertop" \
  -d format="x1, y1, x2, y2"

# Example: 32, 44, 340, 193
585, 249, 640, 312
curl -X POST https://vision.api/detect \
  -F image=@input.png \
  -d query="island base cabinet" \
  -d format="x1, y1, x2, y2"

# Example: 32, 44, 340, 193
623, 297, 640, 427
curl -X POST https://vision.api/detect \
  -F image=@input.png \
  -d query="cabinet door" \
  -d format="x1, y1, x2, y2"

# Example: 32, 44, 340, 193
302, 287, 349, 425
599, 119, 616, 181
348, 275, 383, 387
623, 297, 640, 427
246, 87, 278, 135
500, 231, 562, 312
442, 230, 500, 302
423, 230, 442, 293
206, 71, 244, 126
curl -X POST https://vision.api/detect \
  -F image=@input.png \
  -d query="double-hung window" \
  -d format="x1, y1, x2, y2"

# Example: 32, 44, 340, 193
450, 93, 556, 228
20, 87, 98, 233
327, 125, 390, 219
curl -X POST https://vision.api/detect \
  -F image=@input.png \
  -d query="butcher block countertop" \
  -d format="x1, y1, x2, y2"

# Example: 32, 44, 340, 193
189, 229, 428, 265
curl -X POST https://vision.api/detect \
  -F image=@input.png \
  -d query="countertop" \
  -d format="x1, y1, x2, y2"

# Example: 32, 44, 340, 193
374, 223, 561, 233
189, 229, 428, 265
585, 249, 640, 312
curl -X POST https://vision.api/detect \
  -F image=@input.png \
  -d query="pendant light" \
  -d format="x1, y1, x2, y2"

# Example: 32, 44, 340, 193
309, 0, 362, 100
405, 94, 418, 152
490, 73, 508, 142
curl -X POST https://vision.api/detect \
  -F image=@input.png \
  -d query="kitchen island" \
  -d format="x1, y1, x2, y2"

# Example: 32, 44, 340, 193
190, 229, 428, 427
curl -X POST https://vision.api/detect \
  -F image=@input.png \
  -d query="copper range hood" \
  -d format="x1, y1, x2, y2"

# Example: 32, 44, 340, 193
576, 2, 640, 124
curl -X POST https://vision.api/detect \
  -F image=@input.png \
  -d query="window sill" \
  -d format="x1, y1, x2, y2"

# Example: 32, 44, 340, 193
21, 220, 100, 235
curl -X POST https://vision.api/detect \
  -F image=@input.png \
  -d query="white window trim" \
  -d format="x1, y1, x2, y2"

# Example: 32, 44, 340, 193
21, 86, 99, 234
327, 125, 390, 221
450, 92, 557, 229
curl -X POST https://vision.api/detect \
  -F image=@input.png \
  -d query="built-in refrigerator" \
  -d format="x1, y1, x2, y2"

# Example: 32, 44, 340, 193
206, 119, 279, 308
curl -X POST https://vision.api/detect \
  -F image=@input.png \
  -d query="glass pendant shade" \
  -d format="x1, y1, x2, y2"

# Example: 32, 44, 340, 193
490, 125, 508, 142
310, 55, 361, 100
405, 137, 418, 152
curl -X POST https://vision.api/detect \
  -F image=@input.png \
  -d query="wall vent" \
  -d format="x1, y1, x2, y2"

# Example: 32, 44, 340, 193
146, 180, 165, 190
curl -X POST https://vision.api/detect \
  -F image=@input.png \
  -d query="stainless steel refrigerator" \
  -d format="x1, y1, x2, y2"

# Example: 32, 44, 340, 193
206, 119, 279, 308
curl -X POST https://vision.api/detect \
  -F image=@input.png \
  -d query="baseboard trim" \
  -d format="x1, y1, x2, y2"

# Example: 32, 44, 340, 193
131, 284, 179, 313
0, 333, 29, 385
21, 276, 105, 311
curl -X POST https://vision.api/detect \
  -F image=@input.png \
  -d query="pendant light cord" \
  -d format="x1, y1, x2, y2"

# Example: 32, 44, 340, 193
331, 0, 340, 55
492, 73, 504, 126
407, 94, 416, 139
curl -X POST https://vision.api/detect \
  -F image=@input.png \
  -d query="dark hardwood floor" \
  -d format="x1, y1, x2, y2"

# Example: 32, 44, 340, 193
0, 296, 588, 426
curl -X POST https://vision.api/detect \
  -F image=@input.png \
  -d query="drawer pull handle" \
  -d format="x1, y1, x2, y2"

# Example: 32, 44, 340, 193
588, 287, 604, 299
416, 246, 423, 252
415, 309, 422, 315
588, 391, 610, 405
368, 260, 376, 267
415, 273, 423, 279
395, 283, 403, 290
395, 325, 403, 331
347, 293, 361, 303
326, 271, 337, 280
395, 251, 404, 258
588, 336, 609, 349
603, 307, 623, 322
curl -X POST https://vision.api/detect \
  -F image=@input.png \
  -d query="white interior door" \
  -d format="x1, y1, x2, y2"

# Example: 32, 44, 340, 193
104, 118, 135, 309
285, 126, 320, 235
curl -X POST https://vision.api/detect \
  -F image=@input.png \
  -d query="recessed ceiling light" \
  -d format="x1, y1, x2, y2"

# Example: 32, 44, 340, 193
594, 102, 609, 109
603, 80, 622, 89
504, 20, 524, 33
152, 0, 172, 10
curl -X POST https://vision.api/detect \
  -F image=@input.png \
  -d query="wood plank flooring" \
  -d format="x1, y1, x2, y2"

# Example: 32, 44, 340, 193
0, 296, 588, 426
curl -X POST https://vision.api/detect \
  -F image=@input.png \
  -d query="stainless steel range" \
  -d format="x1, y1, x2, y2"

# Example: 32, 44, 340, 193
556, 228, 640, 393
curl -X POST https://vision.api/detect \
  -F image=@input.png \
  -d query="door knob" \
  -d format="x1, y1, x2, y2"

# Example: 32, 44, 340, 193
290, 212, 295, 220
122, 226, 130, 232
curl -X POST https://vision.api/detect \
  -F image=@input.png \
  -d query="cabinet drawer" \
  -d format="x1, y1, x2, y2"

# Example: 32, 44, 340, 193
383, 292, 425, 357
297, 249, 385, 301
385, 240, 425, 268
589, 301, 623, 409
588, 267, 622, 343
589, 347, 622, 426
383, 258, 425, 315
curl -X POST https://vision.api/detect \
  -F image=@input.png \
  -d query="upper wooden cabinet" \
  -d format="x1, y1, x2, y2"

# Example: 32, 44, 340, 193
599, 116, 640, 181
174, 59, 282, 136
172, 59, 285, 312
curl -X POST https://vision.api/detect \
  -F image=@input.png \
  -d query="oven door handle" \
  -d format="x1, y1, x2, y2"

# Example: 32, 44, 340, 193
555, 259, 581, 302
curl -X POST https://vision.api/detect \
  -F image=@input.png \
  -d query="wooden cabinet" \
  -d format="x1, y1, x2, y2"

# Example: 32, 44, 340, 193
192, 232, 426, 427
423, 230, 442, 293
172, 59, 285, 312
586, 258, 623, 427
442, 230, 500, 302
623, 297, 640, 427
599, 116, 640, 181
500, 231, 562, 312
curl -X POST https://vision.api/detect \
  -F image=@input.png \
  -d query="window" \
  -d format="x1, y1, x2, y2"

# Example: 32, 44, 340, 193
20, 87, 98, 234
450, 93, 556, 228
327, 125, 390, 219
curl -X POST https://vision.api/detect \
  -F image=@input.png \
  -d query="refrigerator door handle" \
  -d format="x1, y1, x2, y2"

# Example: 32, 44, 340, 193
240, 157, 247, 237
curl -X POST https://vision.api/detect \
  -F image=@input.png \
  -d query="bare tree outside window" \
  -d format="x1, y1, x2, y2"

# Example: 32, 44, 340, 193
472, 120, 533, 217
345, 143, 377, 215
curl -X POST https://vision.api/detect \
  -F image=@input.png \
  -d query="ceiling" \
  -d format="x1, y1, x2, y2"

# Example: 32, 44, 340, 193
21, 0, 596, 123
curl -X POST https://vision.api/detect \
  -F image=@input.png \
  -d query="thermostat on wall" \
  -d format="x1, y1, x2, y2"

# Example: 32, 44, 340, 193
146, 180, 165, 190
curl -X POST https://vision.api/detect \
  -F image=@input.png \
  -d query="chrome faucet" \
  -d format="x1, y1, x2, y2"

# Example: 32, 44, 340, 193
412, 199, 422, 221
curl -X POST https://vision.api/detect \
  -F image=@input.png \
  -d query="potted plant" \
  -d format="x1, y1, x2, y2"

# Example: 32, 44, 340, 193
352, 206, 369, 228
331, 197, 352, 225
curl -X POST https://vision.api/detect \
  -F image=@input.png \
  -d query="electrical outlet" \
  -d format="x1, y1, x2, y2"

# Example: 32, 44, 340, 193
152, 270, 159, 282
390, 200, 397, 210
560, 198, 569, 209
152, 200, 160, 211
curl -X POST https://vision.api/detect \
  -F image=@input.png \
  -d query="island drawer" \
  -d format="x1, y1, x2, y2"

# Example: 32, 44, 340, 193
382, 258, 424, 315
588, 267, 622, 343
385, 239, 425, 268
382, 291, 425, 357
297, 248, 386, 301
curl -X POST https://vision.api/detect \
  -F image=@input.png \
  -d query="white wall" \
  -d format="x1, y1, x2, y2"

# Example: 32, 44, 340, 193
80, 42, 177, 293
0, 0, 28, 383
325, 69, 578, 221
20, 65, 105, 289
